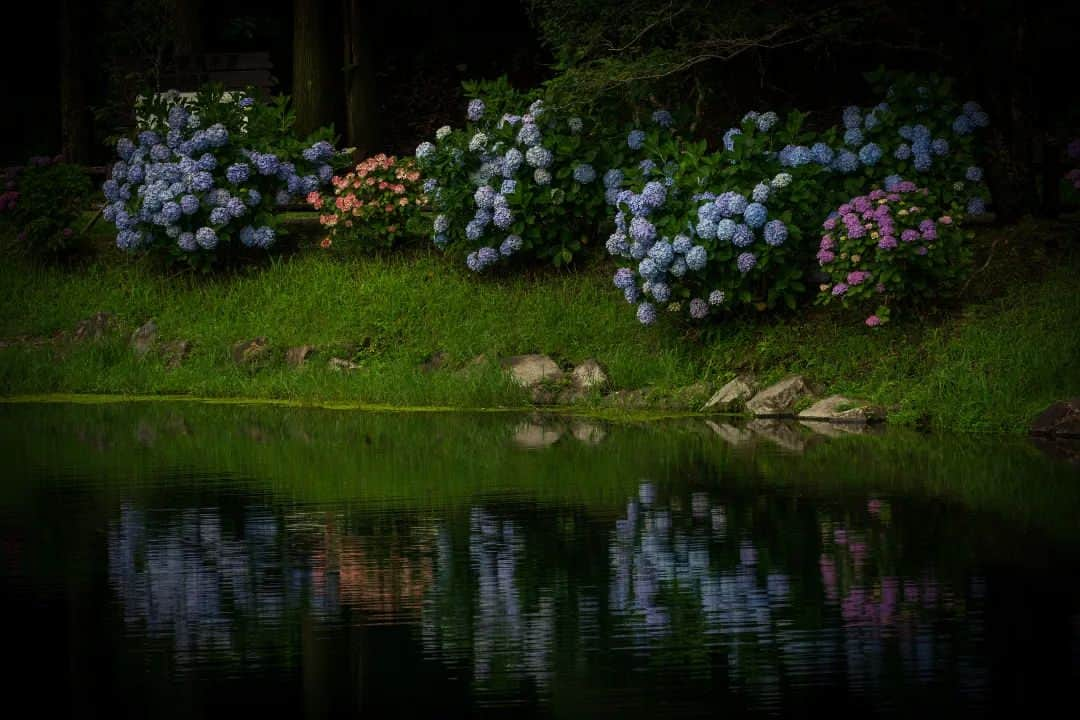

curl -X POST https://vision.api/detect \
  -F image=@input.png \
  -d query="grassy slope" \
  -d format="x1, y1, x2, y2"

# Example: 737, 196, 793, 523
1, 216, 1077, 432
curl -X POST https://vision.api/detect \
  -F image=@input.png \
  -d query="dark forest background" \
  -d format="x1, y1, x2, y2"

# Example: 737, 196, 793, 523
1, 0, 1076, 219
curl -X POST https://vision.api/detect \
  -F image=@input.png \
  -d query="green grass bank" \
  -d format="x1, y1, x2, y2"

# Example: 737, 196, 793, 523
1, 216, 1077, 433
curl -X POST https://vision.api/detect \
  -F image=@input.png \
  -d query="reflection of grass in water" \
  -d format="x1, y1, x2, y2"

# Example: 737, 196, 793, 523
2, 401, 1078, 543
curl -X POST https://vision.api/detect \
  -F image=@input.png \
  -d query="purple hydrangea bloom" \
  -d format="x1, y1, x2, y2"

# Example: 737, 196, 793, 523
629, 216, 657, 243
226, 197, 246, 218
689, 298, 708, 319
226, 163, 250, 184
613, 268, 636, 289
736, 252, 757, 273
161, 201, 182, 224
641, 181, 666, 208
138, 130, 160, 148
831, 282, 848, 296
500, 234, 522, 256
649, 282, 671, 303
493, 205, 513, 229
178, 232, 197, 251
732, 223, 754, 247
209, 207, 230, 225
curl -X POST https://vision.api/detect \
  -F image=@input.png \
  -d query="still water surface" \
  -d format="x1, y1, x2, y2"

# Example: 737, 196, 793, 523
3, 402, 1079, 717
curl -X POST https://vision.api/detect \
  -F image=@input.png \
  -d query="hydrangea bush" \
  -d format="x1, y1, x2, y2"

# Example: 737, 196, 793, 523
415, 78, 616, 271
604, 109, 820, 324
101, 86, 345, 266
815, 183, 972, 326
307, 154, 427, 249
0, 158, 93, 258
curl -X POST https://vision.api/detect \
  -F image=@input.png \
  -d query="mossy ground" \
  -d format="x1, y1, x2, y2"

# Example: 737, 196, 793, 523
1, 214, 1077, 432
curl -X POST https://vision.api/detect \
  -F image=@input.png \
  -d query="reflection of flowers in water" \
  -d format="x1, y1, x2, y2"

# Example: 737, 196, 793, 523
421, 508, 555, 697
107, 504, 284, 664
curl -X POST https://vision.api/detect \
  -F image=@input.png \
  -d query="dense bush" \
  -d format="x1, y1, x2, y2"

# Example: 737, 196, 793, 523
414, 77, 615, 271
307, 154, 427, 250
0, 158, 93, 258
101, 86, 346, 267
815, 183, 971, 326
605, 71, 994, 325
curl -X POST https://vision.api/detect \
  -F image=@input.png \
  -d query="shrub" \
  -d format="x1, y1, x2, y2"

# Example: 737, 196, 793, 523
0, 158, 93, 259
307, 154, 427, 250
815, 183, 972, 326
414, 77, 615, 271
100, 85, 346, 267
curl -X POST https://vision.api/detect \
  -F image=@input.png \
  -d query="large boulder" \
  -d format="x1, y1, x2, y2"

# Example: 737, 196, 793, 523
1030, 398, 1080, 439
571, 359, 608, 392
502, 354, 562, 387
746, 375, 812, 417
702, 376, 755, 412
130, 320, 158, 358
286, 345, 316, 368
706, 420, 755, 447
799, 395, 886, 424
747, 419, 811, 453
161, 339, 192, 370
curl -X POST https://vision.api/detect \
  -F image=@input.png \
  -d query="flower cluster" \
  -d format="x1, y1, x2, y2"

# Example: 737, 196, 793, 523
101, 87, 341, 264
416, 86, 613, 271
307, 154, 426, 249
816, 183, 970, 326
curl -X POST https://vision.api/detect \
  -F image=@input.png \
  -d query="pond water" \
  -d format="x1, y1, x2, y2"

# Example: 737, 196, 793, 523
2, 401, 1078, 717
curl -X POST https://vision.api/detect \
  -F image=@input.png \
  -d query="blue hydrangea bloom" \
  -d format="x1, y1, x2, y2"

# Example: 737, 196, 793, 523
914, 153, 932, 172
630, 216, 657, 243
518, 123, 542, 147
191, 172, 214, 192
672, 234, 692, 254
670, 257, 688, 277
723, 128, 742, 152
493, 206, 513, 229
967, 197, 986, 215
884, 174, 903, 191
165, 130, 183, 149
639, 158, 657, 175
474, 185, 496, 209
648, 239, 674, 268
895, 144, 912, 161
736, 252, 757, 273
629, 241, 648, 260
652, 109, 673, 127
500, 234, 522, 256
138, 130, 160, 148
525, 146, 552, 168
117, 137, 135, 161
177, 232, 196, 251
810, 143, 834, 166
752, 183, 770, 203
842, 106, 862, 129
246, 189, 261, 207
732, 224, 754, 248
238, 97, 255, 109
685, 245, 707, 271
833, 151, 859, 173
695, 219, 717, 240
966, 166, 983, 182
573, 164, 597, 183
953, 115, 974, 135
743, 202, 767, 228
780, 145, 812, 167
500, 179, 517, 196
318, 164, 334, 183
709, 290, 725, 306
716, 219, 736, 242
931, 138, 949, 156
465, 219, 484, 241
161, 201, 182, 224
226, 163, 250, 184
627, 130, 646, 150
763, 219, 787, 246
607, 233, 630, 256
433, 233, 449, 248
843, 128, 864, 147
205, 124, 228, 147
603, 169, 624, 189
636, 303, 656, 325
415, 142, 436, 160
649, 282, 671, 303
858, 143, 883, 166
863, 111, 879, 130
252, 226, 275, 248
150, 144, 171, 162
209, 207, 230, 226
638, 258, 660, 280
624, 285, 640, 304
641, 181, 666, 208
193, 153, 215, 172
534, 168, 552, 185
756, 111, 779, 132
970, 110, 989, 128
227, 197, 246, 218
433, 215, 450, 233
423, 178, 438, 194
195, 227, 217, 249
239, 226, 256, 247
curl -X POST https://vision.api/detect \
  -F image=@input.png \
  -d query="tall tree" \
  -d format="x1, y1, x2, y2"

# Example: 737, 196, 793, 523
59, 0, 88, 162
293, 0, 337, 136
341, 0, 378, 157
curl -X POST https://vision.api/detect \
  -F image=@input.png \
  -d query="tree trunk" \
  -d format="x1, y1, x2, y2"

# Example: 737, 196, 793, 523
341, 0, 378, 158
174, 0, 204, 57
293, 0, 337, 137
59, 0, 87, 162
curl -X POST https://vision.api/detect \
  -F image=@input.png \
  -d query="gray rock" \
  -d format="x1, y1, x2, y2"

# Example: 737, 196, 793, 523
706, 420, 755, 447
286, 345, 316, 367
130, 320, 158, 358
513, 422, 562, 449
73, 312, 115, 342
571, 359, 608, 392
1030, 398, 1080, 439
502, 354, 562, 387
232, 337, 269, 365
162, 340, 191, 370
328, 357, 361, 372
572, 421, 607, 445
702, 376, 755, 412
799, 395, 886, 424
800, 420, 880, 438
746, 375, 812, 417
